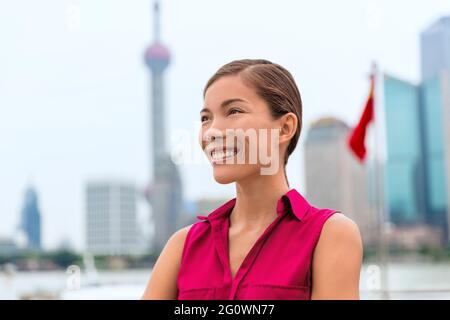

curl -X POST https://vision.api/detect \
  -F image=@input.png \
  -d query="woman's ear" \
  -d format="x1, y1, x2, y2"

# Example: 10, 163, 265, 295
278, 112, 298, 145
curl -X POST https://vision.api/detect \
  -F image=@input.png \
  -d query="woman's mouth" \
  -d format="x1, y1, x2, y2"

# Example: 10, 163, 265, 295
210, 147, 239, 163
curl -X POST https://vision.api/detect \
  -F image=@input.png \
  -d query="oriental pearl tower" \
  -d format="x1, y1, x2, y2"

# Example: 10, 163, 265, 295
144, 0, 183, 254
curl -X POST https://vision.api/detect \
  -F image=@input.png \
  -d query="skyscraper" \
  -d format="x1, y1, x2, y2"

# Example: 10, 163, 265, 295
442, 72, 450, 243
383, 73, 450, 241
383, 75, 426, 226
144, 1, 184, 254
85, 181, 143, 256
421, 16, 450, 81
380, 16, 450, 244
420, 16, 450, 242
20, 186, 42, 250
420, 77, 448, 235
304, 117, 374, 245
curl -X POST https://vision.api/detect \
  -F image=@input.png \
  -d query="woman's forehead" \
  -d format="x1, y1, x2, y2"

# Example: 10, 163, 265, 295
204, 76, 261, 109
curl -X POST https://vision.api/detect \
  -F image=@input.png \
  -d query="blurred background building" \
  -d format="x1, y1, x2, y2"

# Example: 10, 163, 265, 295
19, 186, 42, 251
178, 197, 230, 227
304, 117, 375, 245
85, 181, 145, 256
303, 16, 450, 249
420, 16, 450, 243
382, 16, 450, 245
0, 238, 19, 256
383, 75, 425, 226
421, 16, 450, 81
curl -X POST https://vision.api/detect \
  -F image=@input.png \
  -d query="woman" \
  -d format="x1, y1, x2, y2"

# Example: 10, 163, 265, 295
142, 59, 363, 300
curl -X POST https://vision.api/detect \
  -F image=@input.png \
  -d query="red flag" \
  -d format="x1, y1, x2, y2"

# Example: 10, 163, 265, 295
347, 74, 375, 162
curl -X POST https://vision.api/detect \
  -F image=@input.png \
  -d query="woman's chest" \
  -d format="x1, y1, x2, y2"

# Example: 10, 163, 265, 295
177, 222, 314, 300
228, 227, 266, 280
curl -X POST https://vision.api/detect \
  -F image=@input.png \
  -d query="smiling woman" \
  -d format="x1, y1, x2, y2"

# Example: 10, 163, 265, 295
141, 59, 363, 300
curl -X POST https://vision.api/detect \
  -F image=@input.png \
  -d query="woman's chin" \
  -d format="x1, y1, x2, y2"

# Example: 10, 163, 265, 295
212, 165, 258, 184
213, 173, 236, 184
212, 166, 240, 184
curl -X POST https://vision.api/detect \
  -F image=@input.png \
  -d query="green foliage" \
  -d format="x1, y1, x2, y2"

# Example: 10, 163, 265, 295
0, 249, 82, 269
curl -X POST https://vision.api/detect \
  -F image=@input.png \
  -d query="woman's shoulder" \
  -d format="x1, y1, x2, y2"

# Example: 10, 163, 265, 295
141, 224, 196, 299
168, 214, 221, 252
168, 224, 194, 248
311, 212, 363, 300
322, 212, 360, 236
316, 212, 363, 255
310, 212, 363, 299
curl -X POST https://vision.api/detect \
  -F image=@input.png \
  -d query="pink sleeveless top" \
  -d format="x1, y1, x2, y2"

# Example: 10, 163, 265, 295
177, 188, 340, 300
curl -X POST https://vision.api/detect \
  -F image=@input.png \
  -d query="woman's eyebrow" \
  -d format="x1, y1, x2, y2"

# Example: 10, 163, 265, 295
200, 98, 248, 113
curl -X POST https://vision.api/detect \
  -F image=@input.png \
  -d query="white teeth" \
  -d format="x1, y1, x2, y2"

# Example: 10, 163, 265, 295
211, 149, 238, 160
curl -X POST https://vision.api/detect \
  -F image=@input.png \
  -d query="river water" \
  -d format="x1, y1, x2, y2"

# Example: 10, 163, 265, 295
1, 262, 450, 299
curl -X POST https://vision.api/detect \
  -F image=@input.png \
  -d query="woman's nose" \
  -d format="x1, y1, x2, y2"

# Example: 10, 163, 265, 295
203, 127, 224, 143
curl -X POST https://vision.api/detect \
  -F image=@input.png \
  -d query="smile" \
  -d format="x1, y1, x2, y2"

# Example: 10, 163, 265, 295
210, 148, 239, 162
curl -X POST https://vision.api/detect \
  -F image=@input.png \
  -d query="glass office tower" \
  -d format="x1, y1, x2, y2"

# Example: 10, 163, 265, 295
420, 77, 448, 238
420, 16, 450, 241
383, 75, 426, 226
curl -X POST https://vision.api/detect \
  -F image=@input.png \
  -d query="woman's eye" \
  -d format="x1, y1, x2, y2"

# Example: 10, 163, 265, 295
228, 108, 242, 115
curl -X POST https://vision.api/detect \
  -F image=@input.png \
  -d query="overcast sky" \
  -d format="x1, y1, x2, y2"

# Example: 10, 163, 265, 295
1, 0, 449, 251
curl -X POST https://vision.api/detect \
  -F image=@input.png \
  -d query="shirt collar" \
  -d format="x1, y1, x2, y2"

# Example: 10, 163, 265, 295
196, 188, 311, 222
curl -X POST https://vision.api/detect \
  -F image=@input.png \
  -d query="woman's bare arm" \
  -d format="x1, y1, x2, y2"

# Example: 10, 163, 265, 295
311, 213, 363, 300
141, 225, 192, 300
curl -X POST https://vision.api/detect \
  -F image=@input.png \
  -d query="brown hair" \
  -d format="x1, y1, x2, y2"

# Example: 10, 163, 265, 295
203, 59, 303, 186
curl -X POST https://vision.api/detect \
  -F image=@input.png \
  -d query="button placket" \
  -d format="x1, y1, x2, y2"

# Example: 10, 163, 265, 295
211, 218, 232, 287
207, 195, 290, 300
227, 211, 287, 299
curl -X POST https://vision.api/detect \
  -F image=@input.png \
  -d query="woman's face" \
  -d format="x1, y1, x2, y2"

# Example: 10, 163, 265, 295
199, 75, 283, 184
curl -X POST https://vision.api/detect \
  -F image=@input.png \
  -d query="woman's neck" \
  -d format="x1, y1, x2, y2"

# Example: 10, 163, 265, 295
231, 169, 290, 229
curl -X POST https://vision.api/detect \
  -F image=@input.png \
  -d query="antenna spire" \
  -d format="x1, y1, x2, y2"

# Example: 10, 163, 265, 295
153, 1, 160, 42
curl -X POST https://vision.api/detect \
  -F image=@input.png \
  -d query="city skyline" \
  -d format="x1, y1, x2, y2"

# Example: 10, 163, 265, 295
383, 16, 450, 243
1, 0, 450, 251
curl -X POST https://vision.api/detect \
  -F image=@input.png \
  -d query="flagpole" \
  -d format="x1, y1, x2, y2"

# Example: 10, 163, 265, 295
372, 61, 389, 300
